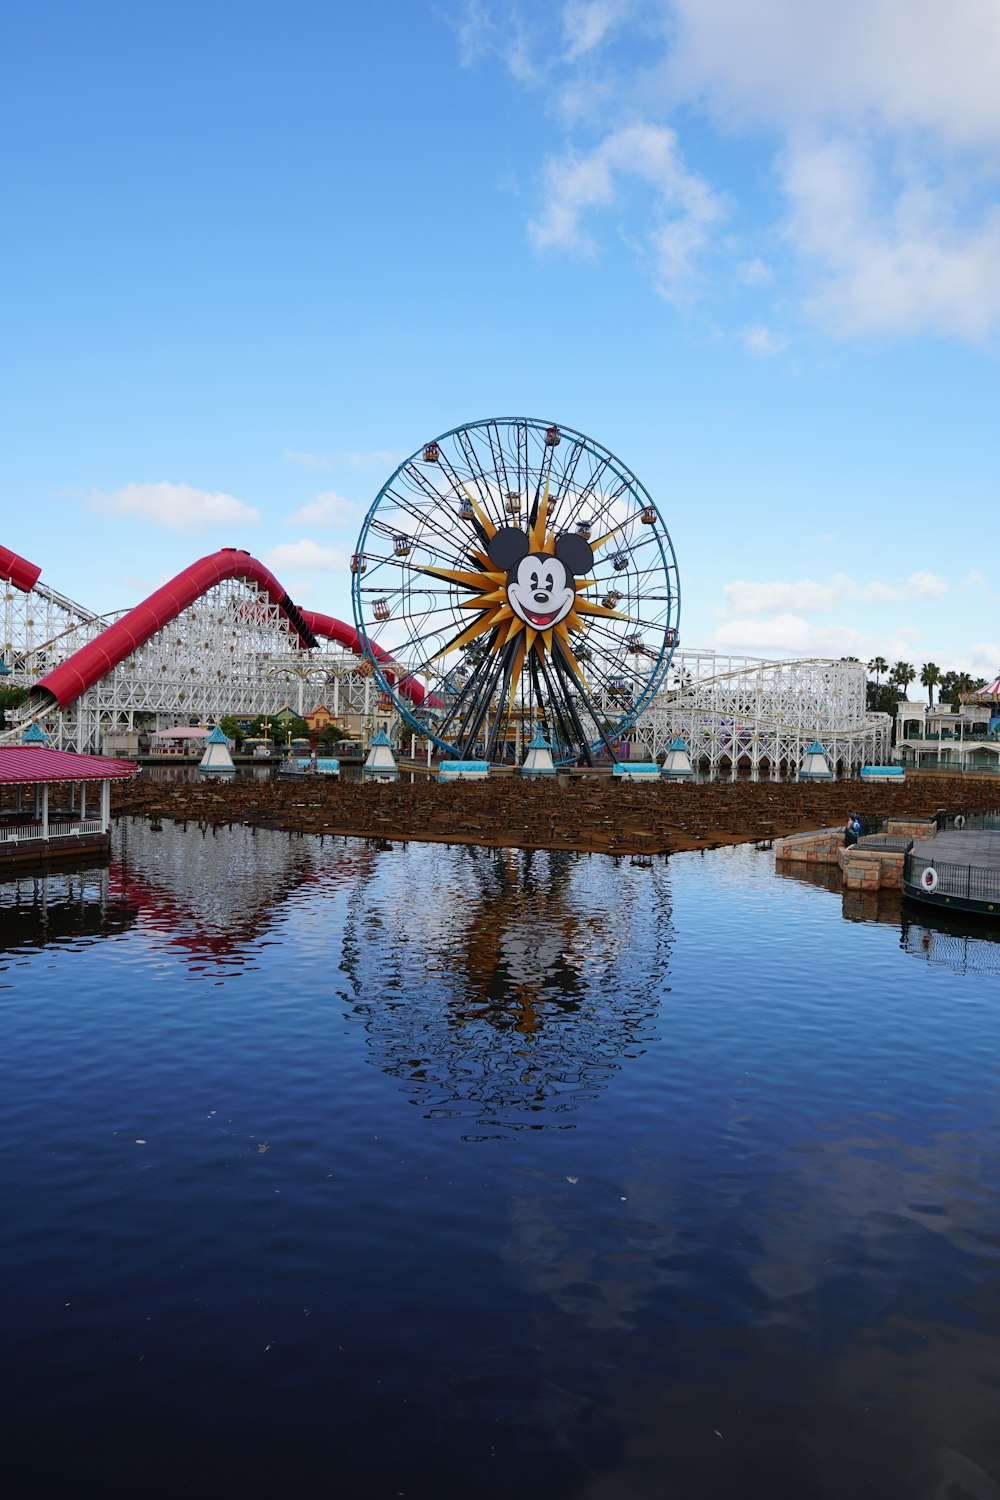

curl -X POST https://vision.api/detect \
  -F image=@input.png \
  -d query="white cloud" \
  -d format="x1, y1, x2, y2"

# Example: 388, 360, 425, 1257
722, 571, 950, 618
563, 0, 626, 60
266, 540, 350, 573
856, 580, 903, 605
740, 323, 787, 356
905, 570, 948, 599
667, 0, 1000, 146
90, 482, 258, 533
285, 490, 360, 528
455, 0, 495, 66
667, 0, 1000, 340
783, 138, 1000, 340
471, 0, 1000, 341
724, 578, 839, 615
969, 641, 1000, 678
454, 1, 538, 81
529, 121, 724, 298
711, 613, 864, 657
961, 569, 987, 590
283, 449, 334, 470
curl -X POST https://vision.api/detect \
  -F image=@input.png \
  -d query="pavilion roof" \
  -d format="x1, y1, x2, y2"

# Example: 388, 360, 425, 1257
0, 747, 138, 786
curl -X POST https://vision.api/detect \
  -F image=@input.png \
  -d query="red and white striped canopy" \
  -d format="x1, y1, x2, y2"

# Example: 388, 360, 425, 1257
974, 673, 1000, 700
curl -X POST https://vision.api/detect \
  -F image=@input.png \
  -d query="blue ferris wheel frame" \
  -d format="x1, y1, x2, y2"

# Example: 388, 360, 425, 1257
351, 417, 681, 761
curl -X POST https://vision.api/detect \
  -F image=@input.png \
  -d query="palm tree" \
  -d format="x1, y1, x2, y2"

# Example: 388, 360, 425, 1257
919, 662, 941, 706
868, 655, 888, 685
892, 661, 916, 697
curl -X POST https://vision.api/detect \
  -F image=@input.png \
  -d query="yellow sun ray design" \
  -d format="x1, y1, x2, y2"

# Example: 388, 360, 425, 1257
415, 476, 630, 687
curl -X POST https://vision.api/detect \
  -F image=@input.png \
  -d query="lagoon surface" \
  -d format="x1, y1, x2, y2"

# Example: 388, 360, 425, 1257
3, 821, 1000, 1498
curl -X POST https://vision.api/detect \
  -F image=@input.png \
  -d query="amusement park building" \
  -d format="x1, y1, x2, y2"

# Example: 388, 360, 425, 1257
895, 691, 1000, 773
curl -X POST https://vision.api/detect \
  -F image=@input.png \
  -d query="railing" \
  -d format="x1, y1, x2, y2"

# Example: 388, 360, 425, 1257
940, 812, 1000, 832
845, 814, 887, 845
50, 819, 104, 837
0, 817, 105, 845
906, 852, 1000, 906
856, 834, 913, 853
0, 822, 43, 844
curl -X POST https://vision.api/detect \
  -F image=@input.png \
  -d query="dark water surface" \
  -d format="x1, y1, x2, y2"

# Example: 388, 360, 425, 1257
3, 822, 1000, 1499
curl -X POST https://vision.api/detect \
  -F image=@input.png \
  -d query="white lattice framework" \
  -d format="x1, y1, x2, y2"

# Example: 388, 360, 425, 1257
4, 574, 891, 770
635, 649, 891, 775
3, 575, 384, 753
3, 575, 101, 677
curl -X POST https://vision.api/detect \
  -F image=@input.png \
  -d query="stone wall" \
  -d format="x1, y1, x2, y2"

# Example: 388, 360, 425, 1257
774, 828, 844, 865
838, 845, 906, 892
884, 818, 938, 839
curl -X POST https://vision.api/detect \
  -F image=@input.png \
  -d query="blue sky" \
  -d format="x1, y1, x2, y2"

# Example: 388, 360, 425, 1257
3, 0, 998, 678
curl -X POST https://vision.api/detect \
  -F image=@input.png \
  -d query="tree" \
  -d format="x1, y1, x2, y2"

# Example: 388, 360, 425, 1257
314, 722, 346, 746
867, 655, 888, 685
866, 680, 900, 718
919, 662, 941, 706
0, 685, 27, 728
891, 661, 916, 697
219, 715, 244, 747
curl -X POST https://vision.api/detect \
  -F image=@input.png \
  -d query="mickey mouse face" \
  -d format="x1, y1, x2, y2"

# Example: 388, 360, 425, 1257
487, 526, 594, 632
507, 552, 576, 629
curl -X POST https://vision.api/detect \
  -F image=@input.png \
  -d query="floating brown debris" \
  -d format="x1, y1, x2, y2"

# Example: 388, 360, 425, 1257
108, 771, 999, 858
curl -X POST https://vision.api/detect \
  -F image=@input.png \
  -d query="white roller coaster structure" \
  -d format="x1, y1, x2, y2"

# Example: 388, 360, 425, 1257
636, 648, 891, 775
2, 544, 891, 772
1, 547, 394, 753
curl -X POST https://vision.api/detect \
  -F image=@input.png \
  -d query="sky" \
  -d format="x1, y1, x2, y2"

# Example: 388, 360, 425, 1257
3, 0, 998, 679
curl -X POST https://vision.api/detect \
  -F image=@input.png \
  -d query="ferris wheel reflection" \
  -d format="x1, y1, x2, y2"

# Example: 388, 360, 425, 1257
340, 845, 673, 1134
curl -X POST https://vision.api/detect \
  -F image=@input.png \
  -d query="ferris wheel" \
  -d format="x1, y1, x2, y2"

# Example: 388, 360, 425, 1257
351, 417, 681, 764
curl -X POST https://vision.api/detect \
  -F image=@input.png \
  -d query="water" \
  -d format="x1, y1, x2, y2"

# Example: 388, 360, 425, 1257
2, 823, 1000, 1498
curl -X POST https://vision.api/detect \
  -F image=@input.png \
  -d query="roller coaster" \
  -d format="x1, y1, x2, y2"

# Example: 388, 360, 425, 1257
1, 541, 891, 772
1, 542, 409, 753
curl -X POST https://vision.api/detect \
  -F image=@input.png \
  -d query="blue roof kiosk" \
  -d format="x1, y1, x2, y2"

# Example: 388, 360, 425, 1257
661, 736, 694, 779
798, 740, 833, 780
521, 730, 556, 778
199, 726, 236, 775
362, 728, 399, 782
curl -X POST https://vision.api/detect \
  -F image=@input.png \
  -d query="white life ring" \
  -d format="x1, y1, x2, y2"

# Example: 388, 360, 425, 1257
955, 814, 966, 830
920, 866, 938, 893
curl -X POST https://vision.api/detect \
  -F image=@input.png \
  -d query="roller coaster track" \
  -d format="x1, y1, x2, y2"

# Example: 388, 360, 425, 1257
1, 542, 429, 745
648, 654, 891, 736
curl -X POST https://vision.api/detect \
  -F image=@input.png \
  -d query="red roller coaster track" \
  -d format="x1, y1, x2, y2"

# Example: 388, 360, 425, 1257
0, 543, 42, 594
5, 544, 430, 711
